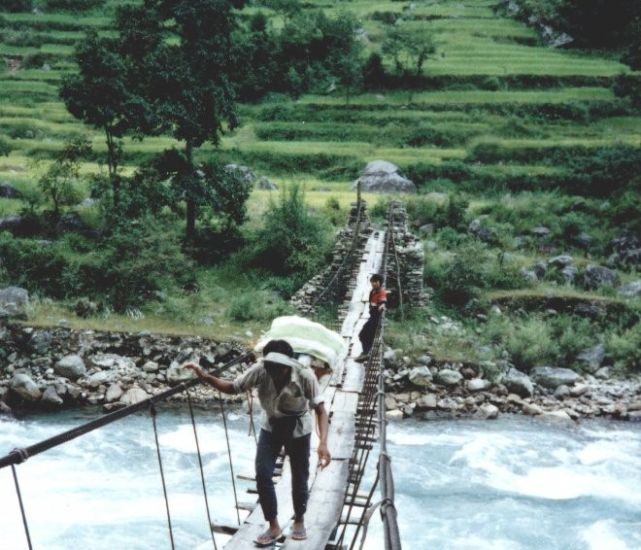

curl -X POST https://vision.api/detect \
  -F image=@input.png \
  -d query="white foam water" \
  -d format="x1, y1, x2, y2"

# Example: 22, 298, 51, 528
1, 413, 641, 549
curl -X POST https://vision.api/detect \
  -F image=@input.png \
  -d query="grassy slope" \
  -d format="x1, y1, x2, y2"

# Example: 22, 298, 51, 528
1, 0, 640, 346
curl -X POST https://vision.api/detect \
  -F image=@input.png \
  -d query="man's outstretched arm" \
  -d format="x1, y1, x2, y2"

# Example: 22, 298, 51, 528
183, 363, 236, 395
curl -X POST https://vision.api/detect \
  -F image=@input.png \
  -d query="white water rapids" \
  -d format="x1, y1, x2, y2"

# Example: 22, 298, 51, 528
1, 410, 640, 550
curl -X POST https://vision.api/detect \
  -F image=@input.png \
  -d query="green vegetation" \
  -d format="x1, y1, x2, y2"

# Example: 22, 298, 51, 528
1, 0, 641, 375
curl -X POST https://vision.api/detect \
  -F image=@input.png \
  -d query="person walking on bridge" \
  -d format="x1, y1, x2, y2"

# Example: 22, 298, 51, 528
355, 273, 387, 362
184, 339, 331, 547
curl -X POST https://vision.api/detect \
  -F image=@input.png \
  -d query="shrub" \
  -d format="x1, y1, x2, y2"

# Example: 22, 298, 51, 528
248, 184, 333, 291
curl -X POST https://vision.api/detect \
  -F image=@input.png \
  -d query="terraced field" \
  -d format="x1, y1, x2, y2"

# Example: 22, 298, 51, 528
1, 0, 639, 214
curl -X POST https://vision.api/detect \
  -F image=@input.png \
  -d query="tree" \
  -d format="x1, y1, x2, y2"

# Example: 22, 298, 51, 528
60, 33, 133, 206
382, 25, 436, 103
382, 25, 436, 77
119, 0, 244, 240
38, 137, 90, 220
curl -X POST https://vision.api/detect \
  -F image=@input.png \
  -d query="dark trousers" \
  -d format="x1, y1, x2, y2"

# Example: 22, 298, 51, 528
255, 427, 311, 522
358, 311, 380, 355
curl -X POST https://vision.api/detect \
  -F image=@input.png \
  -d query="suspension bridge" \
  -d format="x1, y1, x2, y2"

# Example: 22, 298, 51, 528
0, 197, 409, 550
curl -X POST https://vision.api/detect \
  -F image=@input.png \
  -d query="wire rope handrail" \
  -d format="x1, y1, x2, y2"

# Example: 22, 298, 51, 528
310, 195, 365, 312
0, 351, 253, 470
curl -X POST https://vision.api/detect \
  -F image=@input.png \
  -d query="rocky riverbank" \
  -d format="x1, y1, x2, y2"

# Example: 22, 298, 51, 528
0, 325, 248, 415
382, 349, 641, 423
1, 325, 640, 422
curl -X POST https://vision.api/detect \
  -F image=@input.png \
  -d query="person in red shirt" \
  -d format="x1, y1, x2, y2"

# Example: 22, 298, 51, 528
355, 274, 387, 362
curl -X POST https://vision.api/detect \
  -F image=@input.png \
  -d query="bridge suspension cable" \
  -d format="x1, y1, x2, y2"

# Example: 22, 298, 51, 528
0, 195, 406, 550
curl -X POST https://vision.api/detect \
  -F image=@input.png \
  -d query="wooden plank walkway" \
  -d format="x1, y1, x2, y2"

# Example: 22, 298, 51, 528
222, 229, 386, 549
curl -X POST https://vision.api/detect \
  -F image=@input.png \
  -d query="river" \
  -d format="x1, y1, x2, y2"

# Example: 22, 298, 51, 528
1, 410, 640, 550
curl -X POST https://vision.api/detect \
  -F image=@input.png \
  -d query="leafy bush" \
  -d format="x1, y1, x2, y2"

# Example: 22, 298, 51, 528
248, 184, 333, 291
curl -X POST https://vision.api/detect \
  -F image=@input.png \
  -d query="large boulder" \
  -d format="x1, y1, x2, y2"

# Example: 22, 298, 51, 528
583, 265, 620, 289
503, 368, 533, 398
618, 281, 641, 297
120, 387, 149, 406
576, 344, 605, 374
608, 234, 641, 268
408, 366, 432, 386
0, 286, 29, 319
11, 373, 41, 401
351, 161, 416, 193
531, 366, 580, 389
434, 369, 463, 387
41, 386, 64, 407
55, 354, 87, 381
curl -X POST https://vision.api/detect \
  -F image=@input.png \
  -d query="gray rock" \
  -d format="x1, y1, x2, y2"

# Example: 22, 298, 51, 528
28, 330, 53, 354
618, 281, 641, 297
530, 226, 550, 237
434, 369, 463, 387
351, 160, 416, 193
595, 367, 611, 380
467, 378, 491, 392
55, 354, 87, 381
385, 409, 404, 421
42, 386, 63, 406
570, 383, 589, 397
11, 373, 41, 401
478, 403, 499, 420
583, 265, 620, 289
468, 218, 494, 243
416, 354, 432, 366
532, 261, 547, 278
548, 255, 573, 268
575, 232, 593, 249
415, 394, 437, 410
256, 176, 277, 190
0, 286, 29, 318
142, 361, 160, 373
79, 197, 97, 208
503, 368, 533, 398
89, 354, 136, 371
120, 387, 149, 406
520, 268, 538, 283
577, 344, 605, 374
437, 397, 459, 411
86, 371, 112, 388
408, 366, 432, 386
554, 385, 571, 399
523, 403, 543, 415
166, 362, 197, 385
561, 266, 578, 285
105, 383, 124, 403
531, 366, 580, 389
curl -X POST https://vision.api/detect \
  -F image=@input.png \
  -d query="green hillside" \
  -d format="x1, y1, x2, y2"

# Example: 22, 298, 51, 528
1, 0, 641, 374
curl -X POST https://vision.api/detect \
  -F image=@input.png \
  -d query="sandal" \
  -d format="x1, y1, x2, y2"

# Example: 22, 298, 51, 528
290, 525, 307, 541
254, 529, 284, 547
